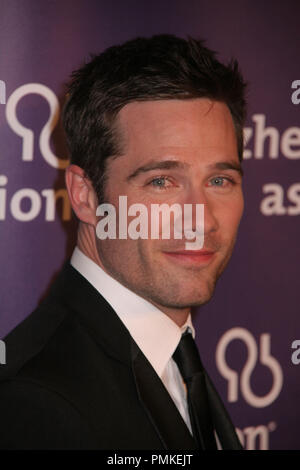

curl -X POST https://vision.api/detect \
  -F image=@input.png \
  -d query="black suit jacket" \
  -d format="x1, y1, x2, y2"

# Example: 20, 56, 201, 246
0, 263, 199, 450
0, 263, 242, 450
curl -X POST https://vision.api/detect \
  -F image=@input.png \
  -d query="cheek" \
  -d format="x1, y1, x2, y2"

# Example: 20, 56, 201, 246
218, 198, 244, 236
235, 193, 245, 224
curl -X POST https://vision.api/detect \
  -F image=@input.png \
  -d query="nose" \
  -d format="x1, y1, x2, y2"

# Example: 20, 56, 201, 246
183, 187, 219, 236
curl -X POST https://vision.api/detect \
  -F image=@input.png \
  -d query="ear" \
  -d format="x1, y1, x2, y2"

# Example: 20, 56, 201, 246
65, 165, 98, 226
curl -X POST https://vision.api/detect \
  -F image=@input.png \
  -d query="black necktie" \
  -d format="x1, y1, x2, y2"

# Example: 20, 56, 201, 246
173, 331, 243, 450
173, 331, 217, 450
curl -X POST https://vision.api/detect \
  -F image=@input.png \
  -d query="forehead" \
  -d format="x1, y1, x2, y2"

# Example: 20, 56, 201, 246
116, 98, 237, 158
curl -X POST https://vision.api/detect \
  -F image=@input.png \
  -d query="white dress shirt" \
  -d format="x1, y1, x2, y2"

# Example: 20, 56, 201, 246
70, 246, 193, 434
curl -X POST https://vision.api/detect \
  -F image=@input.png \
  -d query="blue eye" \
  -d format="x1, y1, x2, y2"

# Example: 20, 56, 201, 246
211, 177, 225, 186
209, 176, 235, 187
150, 177, 169, 189
152, 177, 165, 186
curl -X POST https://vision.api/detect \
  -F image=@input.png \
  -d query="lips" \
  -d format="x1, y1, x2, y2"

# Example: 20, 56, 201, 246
162, 249, 215, 264
164, 250, 214, 255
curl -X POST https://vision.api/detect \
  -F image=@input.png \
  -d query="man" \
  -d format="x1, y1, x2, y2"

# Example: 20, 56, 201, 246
0, 35, 246, 450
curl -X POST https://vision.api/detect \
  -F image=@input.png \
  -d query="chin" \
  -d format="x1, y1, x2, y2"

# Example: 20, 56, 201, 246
180, 293, 214, 308
157, 282, 216, 310
159, 295, 213, 310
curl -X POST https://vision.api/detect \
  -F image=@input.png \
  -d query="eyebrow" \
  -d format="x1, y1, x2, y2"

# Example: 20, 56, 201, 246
126, 159, 243, 180
207, 161, 244, 177
126, 160, 188, 180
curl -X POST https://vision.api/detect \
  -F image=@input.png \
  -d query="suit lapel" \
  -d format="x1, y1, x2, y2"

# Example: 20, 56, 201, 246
131, 341, 197, 450
205, 373, 243, 450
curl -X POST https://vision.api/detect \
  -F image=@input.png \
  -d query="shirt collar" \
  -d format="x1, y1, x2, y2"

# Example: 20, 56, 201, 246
70, 247, 195, 378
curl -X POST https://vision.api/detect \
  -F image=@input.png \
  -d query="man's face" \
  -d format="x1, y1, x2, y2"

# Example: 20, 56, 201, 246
95, 98, 244, 313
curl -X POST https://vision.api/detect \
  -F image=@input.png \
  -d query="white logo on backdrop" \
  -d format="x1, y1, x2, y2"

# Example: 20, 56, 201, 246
291, 80, 300, 105
236, 421, 277, 450
0, 80, 6, 104
216, 327, 283, 408
5, 83, 69, 169
291, 340, 300, 365
243, 113, 300, 160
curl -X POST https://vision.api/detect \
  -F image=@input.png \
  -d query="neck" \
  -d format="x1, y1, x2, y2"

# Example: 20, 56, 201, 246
148, 300, 191, 327
77, 222, 103, 266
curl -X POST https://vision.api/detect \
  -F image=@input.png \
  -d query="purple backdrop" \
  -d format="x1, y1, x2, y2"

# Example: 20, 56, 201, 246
0, 0, 299, 450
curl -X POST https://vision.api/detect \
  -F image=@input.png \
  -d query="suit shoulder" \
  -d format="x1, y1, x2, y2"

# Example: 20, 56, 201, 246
0, 294, 81, 380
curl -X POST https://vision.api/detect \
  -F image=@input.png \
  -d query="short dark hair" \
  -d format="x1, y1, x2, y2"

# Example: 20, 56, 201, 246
63, 34, 247, 203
